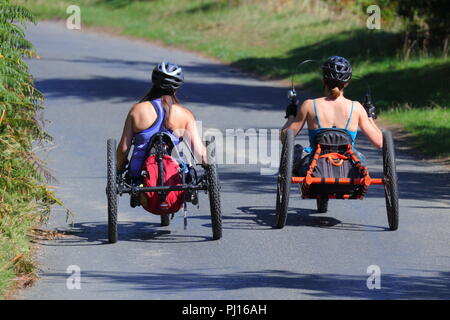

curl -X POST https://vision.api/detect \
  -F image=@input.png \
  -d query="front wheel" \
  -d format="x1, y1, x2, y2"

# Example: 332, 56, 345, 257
106, 139, 118, 243
316, 197, 329, 213
383, 130, 399, 231
275, 129, 294, 229
205, 138, 222, 240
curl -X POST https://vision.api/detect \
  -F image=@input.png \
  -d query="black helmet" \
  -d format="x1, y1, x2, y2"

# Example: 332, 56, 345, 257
321, 56, 352, 83
152, 62, 184, 91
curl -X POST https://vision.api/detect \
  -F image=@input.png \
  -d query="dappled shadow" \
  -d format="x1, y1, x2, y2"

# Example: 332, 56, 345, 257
38, 57, 248, 80
329, 62, 450, 110
33, 54, 298, 111
397, 170, 450, 203
218, 170, 277, 195
39, 56, 158, 71
234, 206, 388, 232
214, 128, 450, 203
43, 268, 450, 299
215, 159, 450, 205
35, 76, 148, 103
33, 52, 449, 203
183, 0, 240, 14
34, 221, 210, 246
234, 206, 340, 230
231, 29, 400, 80
231, 27, 449, 110
95, 0, 152, 9
34, 74, 288, 111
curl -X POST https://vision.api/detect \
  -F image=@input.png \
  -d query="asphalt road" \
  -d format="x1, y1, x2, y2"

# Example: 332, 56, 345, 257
19, 21, 450, 300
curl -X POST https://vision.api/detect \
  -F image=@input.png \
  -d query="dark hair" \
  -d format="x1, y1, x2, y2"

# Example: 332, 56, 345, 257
140, 86, 180, 126
323, 79, 347, 100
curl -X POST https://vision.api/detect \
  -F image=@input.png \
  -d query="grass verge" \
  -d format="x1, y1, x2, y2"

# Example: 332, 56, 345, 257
383, 106, 449, 158
13, 0, 450, 159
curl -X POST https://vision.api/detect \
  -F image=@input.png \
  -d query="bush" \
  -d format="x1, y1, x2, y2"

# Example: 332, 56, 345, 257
0, 0, 59, 296
329, 0, 449, 54
397, 0, 449, 51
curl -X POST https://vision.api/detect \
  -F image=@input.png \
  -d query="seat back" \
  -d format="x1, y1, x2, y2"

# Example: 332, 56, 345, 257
315, 129, 352, 154
307, 129, 364, 197
146, 132, 175, 157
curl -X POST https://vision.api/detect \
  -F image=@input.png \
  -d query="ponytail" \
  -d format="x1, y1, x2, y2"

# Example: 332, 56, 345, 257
323, 79, 346, 100
328, 86, 341, 99
140, 86, 180, 126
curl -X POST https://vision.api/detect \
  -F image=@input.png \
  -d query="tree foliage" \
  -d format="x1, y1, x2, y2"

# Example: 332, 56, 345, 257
396, 0, 449, 42
334, 0, 449, 49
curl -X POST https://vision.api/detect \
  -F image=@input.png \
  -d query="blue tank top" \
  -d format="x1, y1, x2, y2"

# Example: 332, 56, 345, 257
129, 98, 181, 177
307, 99, 357, 150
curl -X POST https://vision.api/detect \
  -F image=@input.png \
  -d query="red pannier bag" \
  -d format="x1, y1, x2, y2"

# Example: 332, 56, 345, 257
142, 154, 185, 215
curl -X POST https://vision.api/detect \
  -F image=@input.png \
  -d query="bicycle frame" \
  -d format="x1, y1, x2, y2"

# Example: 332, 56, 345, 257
116, 132, 208, 196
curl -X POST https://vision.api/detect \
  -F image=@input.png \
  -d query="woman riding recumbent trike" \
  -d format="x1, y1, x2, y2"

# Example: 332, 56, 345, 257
276, 127, 398, 230
106, 133, 222, 243
276, 56, 399, 230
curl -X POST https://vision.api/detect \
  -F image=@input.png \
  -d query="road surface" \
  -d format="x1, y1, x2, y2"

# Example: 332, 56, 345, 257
19, 21, 450, 299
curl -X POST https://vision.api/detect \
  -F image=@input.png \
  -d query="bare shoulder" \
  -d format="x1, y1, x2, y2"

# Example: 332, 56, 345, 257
172, 103, 195, 120
353, 100, 366, 115
129, 101, 152, 117
300, 99, 314, 112
353, 100, 364, 109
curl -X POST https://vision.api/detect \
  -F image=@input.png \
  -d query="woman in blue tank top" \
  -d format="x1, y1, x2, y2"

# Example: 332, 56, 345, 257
281, 56, 383, 174
116, 62, 207, 179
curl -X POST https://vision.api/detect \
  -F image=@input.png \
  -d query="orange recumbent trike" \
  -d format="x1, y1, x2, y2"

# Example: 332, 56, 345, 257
275, 128, 399, 230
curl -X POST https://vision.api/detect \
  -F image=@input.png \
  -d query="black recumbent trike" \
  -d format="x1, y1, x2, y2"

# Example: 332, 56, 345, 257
105, 133, 222, 243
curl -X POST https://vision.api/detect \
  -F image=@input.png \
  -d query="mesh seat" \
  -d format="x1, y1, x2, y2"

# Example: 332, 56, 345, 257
315, 129, 352, 153
306, 129, 365, 198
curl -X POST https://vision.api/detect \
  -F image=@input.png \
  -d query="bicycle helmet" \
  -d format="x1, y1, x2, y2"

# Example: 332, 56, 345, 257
321, 56, 352, 83
152, 62, 184, 91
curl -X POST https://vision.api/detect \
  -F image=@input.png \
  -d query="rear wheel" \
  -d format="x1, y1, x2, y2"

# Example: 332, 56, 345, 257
275, 129, 294, 229
383, 130, 399, 231
205, 139, 222, 240
316, 197, 329, 213
106, 139, 118, 243
160, 214, 170, 227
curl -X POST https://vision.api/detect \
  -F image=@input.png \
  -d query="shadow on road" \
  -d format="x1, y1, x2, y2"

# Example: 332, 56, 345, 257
42, 268, 450, 299
218, 165, 450, 203
34, 57, 450, 204
230, 206, 388, 232
33, 221, 211, 246
34, 59, 289, 111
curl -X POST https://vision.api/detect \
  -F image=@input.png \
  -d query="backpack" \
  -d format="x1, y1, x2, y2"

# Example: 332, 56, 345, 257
142, 154, 185, 215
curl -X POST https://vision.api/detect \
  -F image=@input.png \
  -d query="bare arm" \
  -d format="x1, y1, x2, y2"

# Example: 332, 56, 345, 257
280, 100, 309, 142
357, 103, 383, 149
281, 115, 296, 132
116, 113, 134, 172
185, 113, 207, 164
